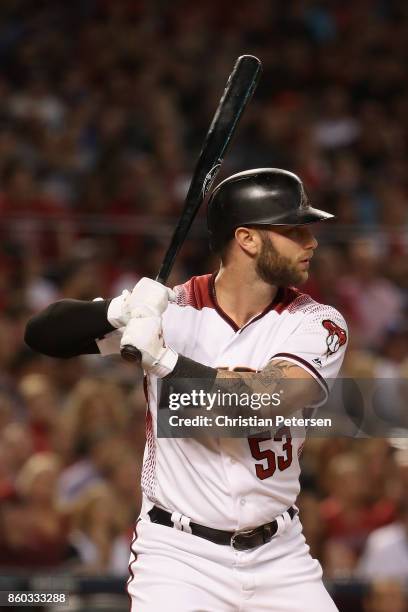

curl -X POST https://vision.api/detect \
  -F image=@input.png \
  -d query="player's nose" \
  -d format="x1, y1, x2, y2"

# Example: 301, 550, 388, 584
300, 227, 318, 250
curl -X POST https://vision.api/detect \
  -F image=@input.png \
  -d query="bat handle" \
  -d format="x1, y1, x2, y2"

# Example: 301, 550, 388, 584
120, 345, 143, 363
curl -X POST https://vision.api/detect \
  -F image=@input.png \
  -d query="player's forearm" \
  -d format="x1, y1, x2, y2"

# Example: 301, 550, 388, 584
24, 299, 114, 358
27, 278, 176, 360
164, 356, 321, 419
217, 360, 321, 418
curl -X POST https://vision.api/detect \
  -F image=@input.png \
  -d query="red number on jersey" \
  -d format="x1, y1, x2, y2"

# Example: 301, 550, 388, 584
248, 427, 293, 480
248, 433, 276, 479
274, 426, 293, 471
216, 366, 293, 479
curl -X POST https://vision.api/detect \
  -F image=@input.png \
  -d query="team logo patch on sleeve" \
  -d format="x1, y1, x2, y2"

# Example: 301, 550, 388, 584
322, 320, 347, 355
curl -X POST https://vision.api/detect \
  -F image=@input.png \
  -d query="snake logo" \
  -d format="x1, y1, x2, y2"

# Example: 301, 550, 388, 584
322, 320, 347, 356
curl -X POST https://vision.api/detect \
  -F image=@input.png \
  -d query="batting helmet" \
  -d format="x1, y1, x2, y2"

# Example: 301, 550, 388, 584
207, 168, 334, 250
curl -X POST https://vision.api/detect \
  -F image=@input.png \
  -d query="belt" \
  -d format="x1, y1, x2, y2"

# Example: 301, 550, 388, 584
148, 505, 297, 551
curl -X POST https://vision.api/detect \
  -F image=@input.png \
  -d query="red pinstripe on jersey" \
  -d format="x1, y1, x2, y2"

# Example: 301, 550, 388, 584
126, 519, 140, 612
141, 378, 157, 502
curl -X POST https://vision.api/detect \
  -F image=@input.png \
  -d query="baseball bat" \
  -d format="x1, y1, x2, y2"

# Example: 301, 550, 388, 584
121, 54, 262, 361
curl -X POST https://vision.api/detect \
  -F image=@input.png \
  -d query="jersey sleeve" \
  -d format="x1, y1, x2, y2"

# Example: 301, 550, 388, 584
270, 305, 348, 401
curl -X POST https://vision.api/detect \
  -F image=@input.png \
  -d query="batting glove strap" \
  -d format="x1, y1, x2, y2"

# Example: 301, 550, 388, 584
145, 346, 179, 378
120, 315, 178, 378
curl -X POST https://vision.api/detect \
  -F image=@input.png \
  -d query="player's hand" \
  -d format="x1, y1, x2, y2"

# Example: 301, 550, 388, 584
107, 278, 176, 329
120, 315, 178, 378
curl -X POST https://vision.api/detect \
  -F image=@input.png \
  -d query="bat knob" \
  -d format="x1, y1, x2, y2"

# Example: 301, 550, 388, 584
120, 345, 143, 363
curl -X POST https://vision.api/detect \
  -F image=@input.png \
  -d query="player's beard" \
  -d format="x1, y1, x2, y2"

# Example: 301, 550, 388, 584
256, 233, 305, 287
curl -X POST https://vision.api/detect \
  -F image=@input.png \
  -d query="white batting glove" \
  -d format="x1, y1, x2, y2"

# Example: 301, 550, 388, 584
120, 315, 178, 378
107, 277, 176, 329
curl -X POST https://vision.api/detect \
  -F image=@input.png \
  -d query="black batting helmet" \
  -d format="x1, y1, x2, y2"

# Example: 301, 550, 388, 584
207, 168, 334, 250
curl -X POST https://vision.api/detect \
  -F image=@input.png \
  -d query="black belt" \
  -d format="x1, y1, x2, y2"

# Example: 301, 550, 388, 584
148, 505, 296, 551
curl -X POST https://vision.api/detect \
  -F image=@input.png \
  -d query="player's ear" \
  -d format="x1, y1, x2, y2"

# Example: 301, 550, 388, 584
234, 227, 261, 256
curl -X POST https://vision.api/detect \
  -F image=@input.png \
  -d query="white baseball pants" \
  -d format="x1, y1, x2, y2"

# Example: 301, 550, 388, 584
127, 513, 338, 611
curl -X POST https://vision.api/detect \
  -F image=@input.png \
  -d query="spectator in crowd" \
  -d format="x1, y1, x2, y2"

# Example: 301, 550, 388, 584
363, 580, 407, 612
337, 239, 404, 349
68, 483, 131, 576
58, 377, 129, 463
18, 373, 59, 452
1, 422, 34, 477
105, 448, 142, 534
0, 452, 74, 568
0, 491, 42, 568
357, 449, 408, 580
57, 429, 132, 506
320, 451, 395, 577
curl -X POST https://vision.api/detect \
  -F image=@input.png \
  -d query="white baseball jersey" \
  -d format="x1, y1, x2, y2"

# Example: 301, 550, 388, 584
98, 273, 347, 531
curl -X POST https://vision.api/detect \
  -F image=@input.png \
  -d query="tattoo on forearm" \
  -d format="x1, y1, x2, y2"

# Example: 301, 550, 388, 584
215, 359, 320, 417
216, 359, 296, 392
217, 360, 297, 386
257, 359, 298, 387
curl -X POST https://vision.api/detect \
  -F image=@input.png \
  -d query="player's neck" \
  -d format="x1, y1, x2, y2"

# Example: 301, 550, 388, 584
214, 264, 278, 328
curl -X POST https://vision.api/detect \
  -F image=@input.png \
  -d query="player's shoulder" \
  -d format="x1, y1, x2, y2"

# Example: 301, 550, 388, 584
283, 287, 345, 320
279, 289, 348, 357
172, 274, 213, 310
281, 287, 347, 332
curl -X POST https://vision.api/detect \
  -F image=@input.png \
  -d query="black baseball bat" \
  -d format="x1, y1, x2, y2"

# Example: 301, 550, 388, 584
121, 55, 262, 361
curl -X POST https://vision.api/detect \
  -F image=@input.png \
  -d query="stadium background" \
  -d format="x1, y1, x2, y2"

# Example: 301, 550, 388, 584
0, 0, 408, 610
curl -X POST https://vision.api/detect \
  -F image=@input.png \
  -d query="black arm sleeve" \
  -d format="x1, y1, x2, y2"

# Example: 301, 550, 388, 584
24, 299, 116, 358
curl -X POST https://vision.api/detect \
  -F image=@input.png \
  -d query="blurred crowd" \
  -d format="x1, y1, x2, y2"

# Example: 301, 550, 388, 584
0, 0, 408, 607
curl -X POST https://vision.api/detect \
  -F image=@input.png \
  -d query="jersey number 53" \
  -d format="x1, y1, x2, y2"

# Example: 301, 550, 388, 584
248, 427, 293, 480
219, 366, 294, 480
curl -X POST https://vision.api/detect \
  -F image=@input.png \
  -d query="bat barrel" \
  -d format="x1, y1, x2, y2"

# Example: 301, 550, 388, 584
120, 54, 262, 362
155, 54, 262, 286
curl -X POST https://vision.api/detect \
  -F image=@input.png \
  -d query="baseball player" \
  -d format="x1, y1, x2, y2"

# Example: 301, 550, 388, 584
26, 168, 347, 611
